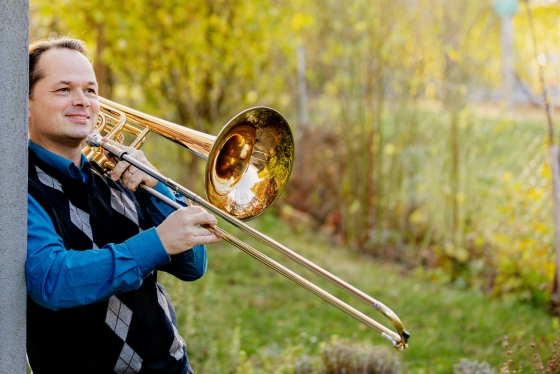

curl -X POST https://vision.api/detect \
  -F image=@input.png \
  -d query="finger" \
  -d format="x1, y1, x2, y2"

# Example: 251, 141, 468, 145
190, 233, 221, 245
189, 212, 218, 227
102, 149, 118, 164
183, 206, 206, 215
123, 167, 160, 192
120, 173, 132, 191
111, 160, 131, 181
128, 165, 139, 175
122, 170, 145, 192
102, 137, 133, 151
176, 208, 217, 228
113, 157, 144, 182
201, 225, 222, 239
101, 138, 135, 160
101, 138, 134, 179
195, 226, 214, 237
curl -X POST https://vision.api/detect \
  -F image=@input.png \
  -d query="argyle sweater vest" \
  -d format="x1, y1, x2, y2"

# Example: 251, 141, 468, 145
27, 149, 193, 374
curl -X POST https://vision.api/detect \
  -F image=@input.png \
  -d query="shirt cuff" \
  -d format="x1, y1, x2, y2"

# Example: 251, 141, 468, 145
124, 227, 170, 277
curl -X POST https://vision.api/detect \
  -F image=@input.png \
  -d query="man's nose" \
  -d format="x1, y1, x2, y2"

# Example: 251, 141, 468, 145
72, 91, 90, 108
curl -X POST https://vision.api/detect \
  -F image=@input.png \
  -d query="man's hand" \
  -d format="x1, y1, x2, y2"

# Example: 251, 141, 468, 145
156, 206, 221, 255
105, 140, 159, 192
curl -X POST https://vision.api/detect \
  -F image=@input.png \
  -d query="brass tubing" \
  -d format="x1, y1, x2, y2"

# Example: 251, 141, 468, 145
87, 132, 409, 350
99, 97, 215, 158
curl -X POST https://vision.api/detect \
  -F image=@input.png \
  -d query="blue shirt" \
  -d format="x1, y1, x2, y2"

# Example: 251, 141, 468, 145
27, 141, 207, 311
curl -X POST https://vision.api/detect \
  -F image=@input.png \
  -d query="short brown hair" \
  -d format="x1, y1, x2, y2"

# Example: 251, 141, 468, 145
28, 37, 90, 98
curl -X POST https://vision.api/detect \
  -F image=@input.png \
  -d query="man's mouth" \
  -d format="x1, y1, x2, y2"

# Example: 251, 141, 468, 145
67, 115, 89, 119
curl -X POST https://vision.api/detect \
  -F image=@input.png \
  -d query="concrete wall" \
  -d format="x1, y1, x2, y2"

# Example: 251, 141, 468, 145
0, 0, 29, 373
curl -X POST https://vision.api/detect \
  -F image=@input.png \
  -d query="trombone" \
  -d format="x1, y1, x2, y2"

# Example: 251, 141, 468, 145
83, 97, 410, 351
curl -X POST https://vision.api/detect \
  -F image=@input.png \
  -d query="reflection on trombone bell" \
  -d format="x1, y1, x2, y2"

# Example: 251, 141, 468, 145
83, 97, 410, 351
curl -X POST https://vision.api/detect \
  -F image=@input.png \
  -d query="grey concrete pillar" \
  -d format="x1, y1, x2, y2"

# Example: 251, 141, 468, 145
0, 0, 29, 373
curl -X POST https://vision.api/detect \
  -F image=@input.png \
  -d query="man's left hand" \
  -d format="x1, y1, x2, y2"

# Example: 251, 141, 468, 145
106, 140, 159, 192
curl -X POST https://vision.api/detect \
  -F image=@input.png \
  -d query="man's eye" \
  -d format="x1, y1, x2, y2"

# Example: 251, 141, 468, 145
86, 88, 97, 94
58, 88, 69, 92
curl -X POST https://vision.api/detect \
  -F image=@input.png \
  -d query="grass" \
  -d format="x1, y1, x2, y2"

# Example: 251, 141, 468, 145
159, 211, 559, 373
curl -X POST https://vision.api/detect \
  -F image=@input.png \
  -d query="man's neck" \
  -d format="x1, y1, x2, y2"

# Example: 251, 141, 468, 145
29, 137, 83, 167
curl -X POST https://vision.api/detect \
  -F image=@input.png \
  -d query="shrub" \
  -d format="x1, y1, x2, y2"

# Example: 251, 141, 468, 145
235, 336, 402, 374
318, 336, 402, 374
499, 336, 560, 374
453, 358, 496, 374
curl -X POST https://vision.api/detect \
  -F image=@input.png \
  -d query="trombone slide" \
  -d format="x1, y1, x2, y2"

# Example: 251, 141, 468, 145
86, 132, 410, 350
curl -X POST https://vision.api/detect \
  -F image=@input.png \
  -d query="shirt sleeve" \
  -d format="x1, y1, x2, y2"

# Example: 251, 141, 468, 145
27, 194, 171, 311
136, 182, 208, 281
159, 244, 208, 281
136, 182, 187, 226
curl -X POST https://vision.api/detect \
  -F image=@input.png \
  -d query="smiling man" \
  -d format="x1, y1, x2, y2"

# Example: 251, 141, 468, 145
26, 37, 220, 374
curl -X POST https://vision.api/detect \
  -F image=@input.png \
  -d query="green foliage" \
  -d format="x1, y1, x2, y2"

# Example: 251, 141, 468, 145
284, 98, 556, 304
492, 156, 554, 304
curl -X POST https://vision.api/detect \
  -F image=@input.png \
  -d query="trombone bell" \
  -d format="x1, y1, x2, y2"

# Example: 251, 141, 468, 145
206, 107, 294, 220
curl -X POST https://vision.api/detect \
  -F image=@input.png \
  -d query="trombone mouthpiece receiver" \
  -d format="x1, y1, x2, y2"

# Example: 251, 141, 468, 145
86, 131, 128, 161
86, 131, 103, 147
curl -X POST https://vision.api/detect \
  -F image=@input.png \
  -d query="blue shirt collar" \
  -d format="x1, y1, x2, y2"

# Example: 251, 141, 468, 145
29, 140, 91, 183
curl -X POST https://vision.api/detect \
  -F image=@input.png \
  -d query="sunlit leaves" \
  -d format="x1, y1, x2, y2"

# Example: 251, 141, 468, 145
493, 155, 554, 303
31, 0, 298, 133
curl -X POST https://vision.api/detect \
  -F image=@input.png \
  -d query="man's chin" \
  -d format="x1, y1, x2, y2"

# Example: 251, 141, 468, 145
69, 126, 95, 141
65, 133, 91, 147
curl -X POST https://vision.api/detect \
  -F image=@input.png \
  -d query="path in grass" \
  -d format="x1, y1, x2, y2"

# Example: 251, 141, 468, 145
160, 213, 558, 373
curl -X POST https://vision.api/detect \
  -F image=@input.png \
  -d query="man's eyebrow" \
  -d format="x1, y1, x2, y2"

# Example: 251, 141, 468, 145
56, 80, 98, 86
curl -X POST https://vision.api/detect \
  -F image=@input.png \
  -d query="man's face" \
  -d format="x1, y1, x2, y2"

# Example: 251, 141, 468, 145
28, 48, 100, 150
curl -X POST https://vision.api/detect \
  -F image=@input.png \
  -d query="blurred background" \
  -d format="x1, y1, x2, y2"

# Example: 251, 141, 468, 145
29, 0, 560, 372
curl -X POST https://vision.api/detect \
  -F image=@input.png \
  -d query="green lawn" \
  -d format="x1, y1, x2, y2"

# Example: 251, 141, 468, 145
159, 212, 558, 373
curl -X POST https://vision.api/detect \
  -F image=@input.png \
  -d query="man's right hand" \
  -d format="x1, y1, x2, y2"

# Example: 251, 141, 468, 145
156, 206, 221, 255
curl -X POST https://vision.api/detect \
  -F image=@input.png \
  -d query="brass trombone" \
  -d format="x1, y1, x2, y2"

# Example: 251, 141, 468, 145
84, 97, 410, 351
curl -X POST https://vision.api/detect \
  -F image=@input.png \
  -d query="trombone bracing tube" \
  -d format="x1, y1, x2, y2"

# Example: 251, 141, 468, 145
86, 132, 410, 350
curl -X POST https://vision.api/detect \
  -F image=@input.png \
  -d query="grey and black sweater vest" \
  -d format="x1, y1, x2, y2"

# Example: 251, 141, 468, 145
27, 149, 193, 374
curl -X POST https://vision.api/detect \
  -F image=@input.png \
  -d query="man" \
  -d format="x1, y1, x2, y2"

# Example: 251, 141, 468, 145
26, 37, 220, 374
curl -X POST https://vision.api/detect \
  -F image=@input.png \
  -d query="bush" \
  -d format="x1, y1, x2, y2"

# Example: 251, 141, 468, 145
235, 336, 402, 374
318, 336, 402, 374
453, 358, 496, 374
499, 336, 560, 374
